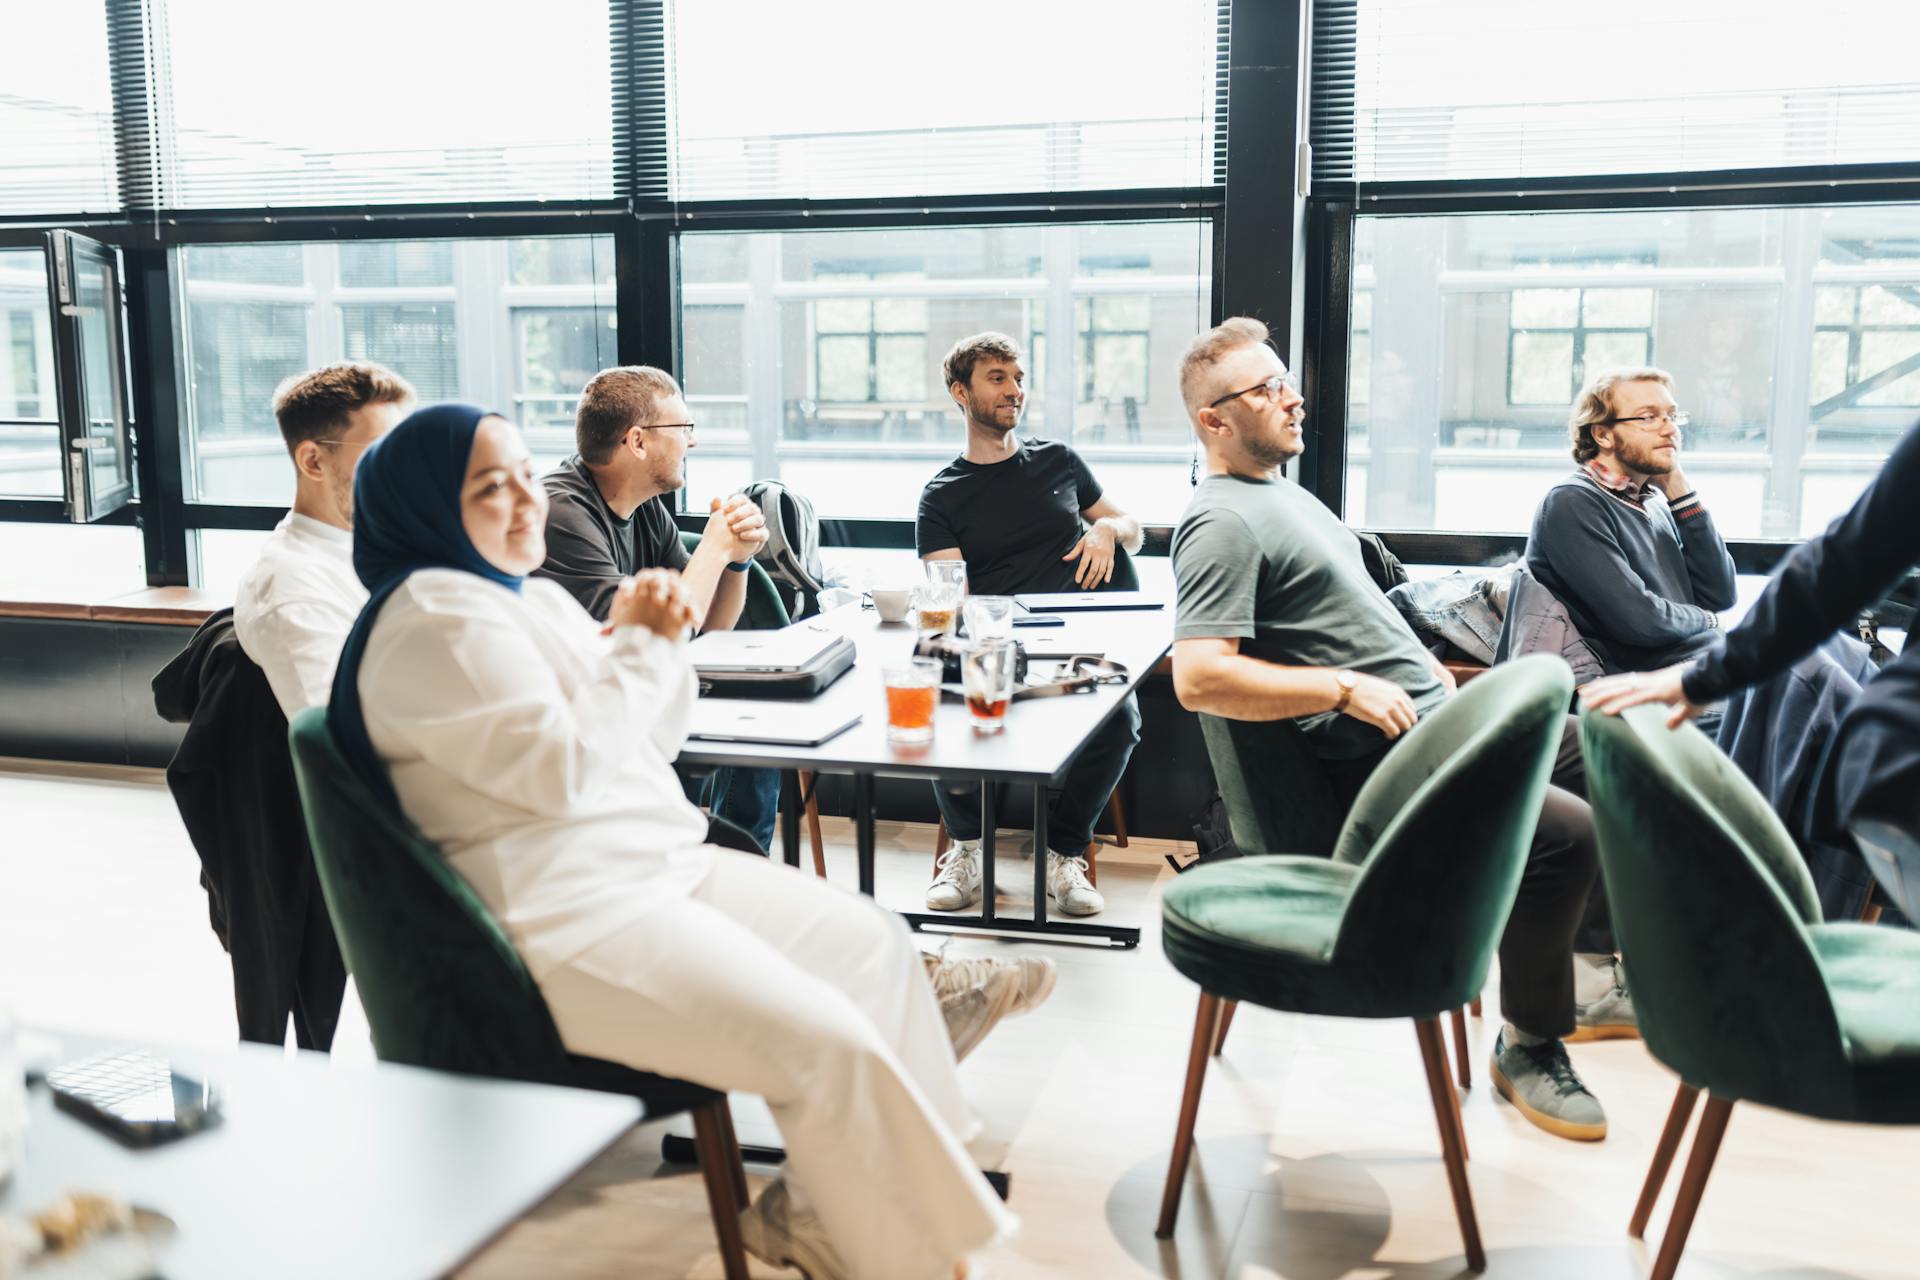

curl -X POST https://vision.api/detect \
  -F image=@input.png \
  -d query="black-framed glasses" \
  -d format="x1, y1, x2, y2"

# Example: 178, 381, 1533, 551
1608, 409, 1689, 430
634, 421, 696, 437
1207, 373, 1299, 410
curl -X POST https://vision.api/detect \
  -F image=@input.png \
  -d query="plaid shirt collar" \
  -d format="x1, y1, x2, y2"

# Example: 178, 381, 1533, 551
1583, 458, 1654, 509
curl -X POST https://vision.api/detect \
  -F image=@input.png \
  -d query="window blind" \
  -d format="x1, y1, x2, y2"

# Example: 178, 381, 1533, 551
1312, 0, 1920, 187
659, 0, 1228, 202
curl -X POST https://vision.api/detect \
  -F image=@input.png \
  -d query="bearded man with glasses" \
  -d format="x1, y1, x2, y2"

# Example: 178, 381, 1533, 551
1525, 366, 1738, 680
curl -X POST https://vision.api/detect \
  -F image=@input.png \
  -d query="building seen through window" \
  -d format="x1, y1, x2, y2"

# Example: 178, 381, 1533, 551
0, 250, 58, 498
180, 236, 614, 505
1348, 204, 1920, 540
678, 221, 1212, 522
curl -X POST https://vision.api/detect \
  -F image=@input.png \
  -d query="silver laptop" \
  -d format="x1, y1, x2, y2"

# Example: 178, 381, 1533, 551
687, 701, 862, 747
1015, 591, 1164, 613
688, 623, 845, 673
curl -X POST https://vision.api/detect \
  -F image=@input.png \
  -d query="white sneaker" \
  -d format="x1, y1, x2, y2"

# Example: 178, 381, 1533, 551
923, 952, 1058, 1061
1047, 852, 1104, 916
739, 1177, 848, 1280
926, 843, 984, 911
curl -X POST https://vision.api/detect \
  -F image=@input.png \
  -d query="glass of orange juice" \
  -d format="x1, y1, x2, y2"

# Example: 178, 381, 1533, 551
884, 657, 943, 745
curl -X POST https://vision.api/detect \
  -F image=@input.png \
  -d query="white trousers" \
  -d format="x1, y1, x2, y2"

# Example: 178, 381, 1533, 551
538, 849, 1014, 1280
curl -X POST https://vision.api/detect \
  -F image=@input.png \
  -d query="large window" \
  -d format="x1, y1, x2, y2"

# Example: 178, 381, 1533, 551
677, 221, 1212, 521
159, 0, 612, 206
1346, 205, 1920, 540
668, 0, 1224, 200
0, 5, 116, 215
1316, 0, 1920, 185
180, 236, 614, 505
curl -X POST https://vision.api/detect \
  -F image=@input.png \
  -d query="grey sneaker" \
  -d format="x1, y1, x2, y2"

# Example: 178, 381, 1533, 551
1490, 1030, 1608, 1142
739, 1177, 848, 1280
926, 843, 983, 911
1568, 963, 1639, 1043
924, 952, 1058, 1061
1046, 852, 1104, 916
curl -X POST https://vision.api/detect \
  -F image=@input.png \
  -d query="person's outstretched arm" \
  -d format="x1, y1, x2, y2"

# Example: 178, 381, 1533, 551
1686, 419, 1920, 703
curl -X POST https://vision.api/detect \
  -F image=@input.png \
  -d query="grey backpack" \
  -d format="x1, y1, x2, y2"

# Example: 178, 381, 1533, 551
741, 479, 829, 620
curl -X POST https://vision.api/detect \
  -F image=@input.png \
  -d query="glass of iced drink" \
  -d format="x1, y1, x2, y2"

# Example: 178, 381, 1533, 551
884, 657, 943, 745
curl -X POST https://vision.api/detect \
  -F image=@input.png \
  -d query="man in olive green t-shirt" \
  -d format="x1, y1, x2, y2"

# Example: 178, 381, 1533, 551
1169, 317, 1615, 1144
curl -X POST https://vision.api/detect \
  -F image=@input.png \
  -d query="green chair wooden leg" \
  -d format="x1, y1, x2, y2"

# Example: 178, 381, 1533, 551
1415, 1017, 1485, 1272
1211, 999, 1238, 1057
692, 1101, 753, 1280
1450, 1006, 1472, 1089
1630, 1081, 1700, 1239
1650, 1095, 1733, 1280
1156, 991, 1223, 1239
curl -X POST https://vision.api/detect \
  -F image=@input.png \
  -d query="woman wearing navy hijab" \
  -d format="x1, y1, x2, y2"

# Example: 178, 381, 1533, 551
330, 405, 1014, 1280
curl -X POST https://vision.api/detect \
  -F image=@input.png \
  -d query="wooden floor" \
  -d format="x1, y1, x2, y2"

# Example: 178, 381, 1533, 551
5, 757, 1916, 1280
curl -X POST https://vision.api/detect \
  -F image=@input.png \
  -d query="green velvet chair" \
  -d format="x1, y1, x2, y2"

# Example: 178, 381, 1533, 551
1579, 704, 1920, 1280
680, 531, 828, 878
1197, 711, 1484, 1084
1156, 655, 1575, 1271
287, 708, 755, 1280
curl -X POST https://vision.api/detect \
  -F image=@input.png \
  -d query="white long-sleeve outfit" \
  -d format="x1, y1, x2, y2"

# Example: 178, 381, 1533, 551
356, 570, 1011, 1279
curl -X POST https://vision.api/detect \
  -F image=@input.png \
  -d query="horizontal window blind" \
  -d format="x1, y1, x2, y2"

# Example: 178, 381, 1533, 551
1312, 0, 1920, 186
660, 0, 1227, 201
156, 0, 614, 208
0, 6, 118, 215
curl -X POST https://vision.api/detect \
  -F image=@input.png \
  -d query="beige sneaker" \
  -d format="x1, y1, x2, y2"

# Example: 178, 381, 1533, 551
739, 1177, 848, 1280
923, 953, 1058, 1061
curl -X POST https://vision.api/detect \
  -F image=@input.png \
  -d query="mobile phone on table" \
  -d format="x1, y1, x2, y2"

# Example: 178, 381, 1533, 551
46, 1049, 222, 1147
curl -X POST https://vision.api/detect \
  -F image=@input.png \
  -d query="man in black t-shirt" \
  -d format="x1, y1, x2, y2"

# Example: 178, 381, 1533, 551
916, 332, 1144, 917
535, 366, 780, 849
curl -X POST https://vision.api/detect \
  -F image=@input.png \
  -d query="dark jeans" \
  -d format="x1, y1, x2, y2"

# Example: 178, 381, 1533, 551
677, 764, 780, 853
931, 694, 1142, 857
1323, 714, 1598, 1042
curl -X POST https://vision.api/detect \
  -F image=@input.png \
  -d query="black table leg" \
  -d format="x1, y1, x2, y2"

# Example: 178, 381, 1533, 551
855, 772, 876, 897
780, 769, 802, 869
979, 780, 997, 923
1032, 783, 1049, 926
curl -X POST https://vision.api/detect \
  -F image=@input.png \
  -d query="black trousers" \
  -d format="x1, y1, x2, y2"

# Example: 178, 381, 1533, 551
1323, 715, 1597, 1041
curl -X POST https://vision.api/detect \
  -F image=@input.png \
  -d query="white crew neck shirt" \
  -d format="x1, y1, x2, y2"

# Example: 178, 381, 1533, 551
233, 512, 367, 720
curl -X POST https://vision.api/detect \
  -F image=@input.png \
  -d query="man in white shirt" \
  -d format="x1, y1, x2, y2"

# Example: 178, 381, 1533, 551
234, 362, 415, 718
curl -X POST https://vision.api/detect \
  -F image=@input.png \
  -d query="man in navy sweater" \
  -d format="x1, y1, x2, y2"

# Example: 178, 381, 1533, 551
1525, 368, 1738, 677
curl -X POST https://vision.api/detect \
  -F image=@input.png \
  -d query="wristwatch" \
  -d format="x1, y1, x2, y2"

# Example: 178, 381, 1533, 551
724, 559, 751, 573
1332, 669, 1358, 714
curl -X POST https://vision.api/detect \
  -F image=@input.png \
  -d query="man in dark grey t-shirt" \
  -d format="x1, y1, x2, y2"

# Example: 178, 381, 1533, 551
1170, 317, 1616, 1145
535, 366, 779, 849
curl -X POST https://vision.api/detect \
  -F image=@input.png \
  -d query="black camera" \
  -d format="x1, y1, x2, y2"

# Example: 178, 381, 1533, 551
911, 633, 1028, 684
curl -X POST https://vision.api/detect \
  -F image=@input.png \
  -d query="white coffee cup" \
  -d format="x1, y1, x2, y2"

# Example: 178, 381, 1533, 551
869, 587, 914, 623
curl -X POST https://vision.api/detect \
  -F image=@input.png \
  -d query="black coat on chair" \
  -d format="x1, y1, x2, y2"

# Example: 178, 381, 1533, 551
152, 608, 347, 1049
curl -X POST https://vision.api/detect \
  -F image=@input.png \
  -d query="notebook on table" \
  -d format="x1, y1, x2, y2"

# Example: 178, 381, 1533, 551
687, 701, 862, 747
1014, 591, 1165, 613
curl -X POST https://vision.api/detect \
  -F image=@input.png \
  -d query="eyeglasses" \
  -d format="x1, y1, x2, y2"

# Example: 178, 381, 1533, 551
634, 422, 696, 437
1207, 373, 1300, 411
1607, 409, 1689, 430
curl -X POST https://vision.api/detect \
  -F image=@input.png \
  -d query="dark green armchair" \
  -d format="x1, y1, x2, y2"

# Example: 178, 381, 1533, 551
287, 708, 755, 1280
1157, 655, 1575, 1272
1580, 704, 1920, 1280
